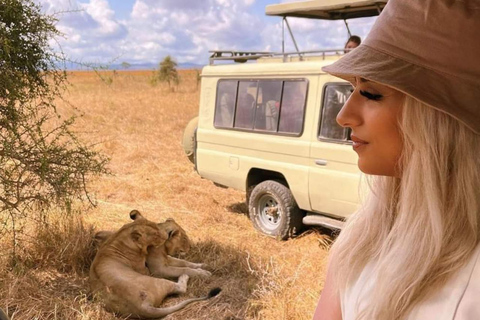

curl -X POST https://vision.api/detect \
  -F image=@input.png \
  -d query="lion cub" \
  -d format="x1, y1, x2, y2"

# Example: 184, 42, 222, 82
90, 217, 220, 319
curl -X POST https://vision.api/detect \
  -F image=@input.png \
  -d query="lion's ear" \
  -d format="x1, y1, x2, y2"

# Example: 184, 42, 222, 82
131, 228, 150, 255
94, 230, 113, 245
130, 210, 145, 221
166, 218, 176, 223
167, 229, 178, 239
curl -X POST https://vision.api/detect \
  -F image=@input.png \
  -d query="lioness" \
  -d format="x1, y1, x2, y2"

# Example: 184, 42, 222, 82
131, 210, 212, 279
94, 210, 211, 279
89, 217, 220, 319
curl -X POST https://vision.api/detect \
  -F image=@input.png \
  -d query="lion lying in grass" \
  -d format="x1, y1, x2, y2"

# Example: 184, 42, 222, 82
95, 210, 211, 279
89, 216, 220, 319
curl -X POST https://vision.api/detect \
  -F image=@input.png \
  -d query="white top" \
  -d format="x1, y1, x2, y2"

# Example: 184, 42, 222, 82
341, 245, 480, 320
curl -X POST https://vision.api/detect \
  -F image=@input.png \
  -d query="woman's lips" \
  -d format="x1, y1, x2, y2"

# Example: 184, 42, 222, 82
351, 134, 369, 150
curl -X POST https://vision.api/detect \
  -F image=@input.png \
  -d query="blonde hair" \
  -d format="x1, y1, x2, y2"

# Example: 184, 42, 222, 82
331, 96, 480, 319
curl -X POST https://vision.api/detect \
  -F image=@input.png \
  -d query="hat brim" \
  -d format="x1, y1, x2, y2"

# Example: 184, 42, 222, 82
322, 44, 480, 134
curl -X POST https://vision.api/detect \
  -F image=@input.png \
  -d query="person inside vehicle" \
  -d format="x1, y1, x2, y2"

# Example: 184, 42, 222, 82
235, 91, 255, 129
344, 35, 361, 53
216, 81, 237, 127
321, 85, 352, 140
257, 81, 282, 131
278, 81, 307, 134
314, 0, 480, 319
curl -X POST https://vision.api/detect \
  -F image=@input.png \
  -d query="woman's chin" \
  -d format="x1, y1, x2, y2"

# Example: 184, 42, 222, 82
357, 160, 397, 177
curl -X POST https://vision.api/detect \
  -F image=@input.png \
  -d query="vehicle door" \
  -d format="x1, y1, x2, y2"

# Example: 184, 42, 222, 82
308, 81, 361, 219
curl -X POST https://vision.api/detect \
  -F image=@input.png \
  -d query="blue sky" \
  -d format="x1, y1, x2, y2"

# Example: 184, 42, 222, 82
37, 0, 376, 67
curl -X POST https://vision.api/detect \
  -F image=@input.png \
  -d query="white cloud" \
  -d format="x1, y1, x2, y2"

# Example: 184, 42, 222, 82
36, 0, 376, 67
82, 0, 124, 37
38, 0, 127, 66
120, 0, 266, 64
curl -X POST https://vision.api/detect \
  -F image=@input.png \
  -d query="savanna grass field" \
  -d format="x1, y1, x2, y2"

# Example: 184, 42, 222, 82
0, 69, 331, 320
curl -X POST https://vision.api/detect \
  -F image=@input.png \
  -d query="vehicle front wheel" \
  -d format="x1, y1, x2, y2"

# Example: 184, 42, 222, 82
248, 180, 304, 240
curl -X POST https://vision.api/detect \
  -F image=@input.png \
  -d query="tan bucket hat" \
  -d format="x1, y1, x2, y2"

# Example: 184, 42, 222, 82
322, 0, 480, 134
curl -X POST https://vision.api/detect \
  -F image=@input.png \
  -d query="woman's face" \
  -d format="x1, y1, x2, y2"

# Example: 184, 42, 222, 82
336, 78, 404, 177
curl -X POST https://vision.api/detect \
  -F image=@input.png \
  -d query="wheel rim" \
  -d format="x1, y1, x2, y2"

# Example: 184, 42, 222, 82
257, 193, 282, 231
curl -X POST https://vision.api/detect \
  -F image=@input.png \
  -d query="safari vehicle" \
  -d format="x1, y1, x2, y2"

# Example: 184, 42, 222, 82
183, 0, 387, 239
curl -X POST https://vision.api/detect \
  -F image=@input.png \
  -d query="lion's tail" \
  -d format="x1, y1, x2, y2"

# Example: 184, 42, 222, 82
141, 287, 221, 319
0, 308, 10, 320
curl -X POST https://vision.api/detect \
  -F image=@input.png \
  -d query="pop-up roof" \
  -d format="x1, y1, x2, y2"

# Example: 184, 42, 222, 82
266, 0, 388, 20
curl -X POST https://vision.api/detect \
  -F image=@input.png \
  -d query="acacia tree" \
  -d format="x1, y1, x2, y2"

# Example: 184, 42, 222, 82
157, 55, 180, 89
0, 0, 108, 252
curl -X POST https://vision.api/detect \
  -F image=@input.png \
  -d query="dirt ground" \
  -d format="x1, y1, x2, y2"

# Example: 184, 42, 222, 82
0, 70, 331, 320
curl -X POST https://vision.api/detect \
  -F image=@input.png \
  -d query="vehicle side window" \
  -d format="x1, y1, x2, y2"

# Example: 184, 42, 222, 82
214, 80, 237, 128
319, 84, 353, 141
214, 78, 308, 136
234, 81, 257, 129
278, 81, 307, 134
254, 81, 283, 132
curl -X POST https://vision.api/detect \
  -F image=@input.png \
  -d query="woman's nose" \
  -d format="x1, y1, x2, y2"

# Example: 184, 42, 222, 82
336, 91, 362, 128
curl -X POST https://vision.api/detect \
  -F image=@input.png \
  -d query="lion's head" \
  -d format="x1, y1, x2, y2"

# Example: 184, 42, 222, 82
129, 210, 191, 257
161, 218, 191, 257
105, 218, 168, 256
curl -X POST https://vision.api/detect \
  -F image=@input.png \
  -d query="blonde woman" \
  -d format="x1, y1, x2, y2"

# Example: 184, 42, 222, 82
313, 0, 480, 319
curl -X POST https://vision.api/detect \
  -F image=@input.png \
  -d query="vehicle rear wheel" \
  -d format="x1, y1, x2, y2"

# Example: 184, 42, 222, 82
248, 180, 304, 240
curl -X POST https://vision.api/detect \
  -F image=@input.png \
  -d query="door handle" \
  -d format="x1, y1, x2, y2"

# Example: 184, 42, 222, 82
315, 159, 328, 166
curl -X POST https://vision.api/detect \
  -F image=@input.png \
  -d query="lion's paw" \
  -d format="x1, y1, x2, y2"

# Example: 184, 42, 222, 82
193, 263, 208, 269
196, 269, 212, 278
178, 273, 190, 284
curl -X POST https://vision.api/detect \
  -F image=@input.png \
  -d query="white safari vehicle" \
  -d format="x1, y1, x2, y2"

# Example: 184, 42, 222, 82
183, 0, 387, 239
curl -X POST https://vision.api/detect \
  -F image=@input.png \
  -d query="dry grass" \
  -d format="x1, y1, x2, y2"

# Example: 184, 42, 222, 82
0, 70, 331, 320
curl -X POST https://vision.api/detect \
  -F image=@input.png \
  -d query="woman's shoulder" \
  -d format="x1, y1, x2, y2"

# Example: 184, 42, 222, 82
342, 245, 480, 320
407, 244, 480, 320
452, 244, 480, 319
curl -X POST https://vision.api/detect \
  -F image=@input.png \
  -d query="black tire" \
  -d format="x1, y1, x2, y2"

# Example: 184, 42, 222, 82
248, 180, 304, 240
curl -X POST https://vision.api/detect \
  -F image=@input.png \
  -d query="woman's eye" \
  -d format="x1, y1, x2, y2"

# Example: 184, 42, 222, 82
359, 90, 383, 101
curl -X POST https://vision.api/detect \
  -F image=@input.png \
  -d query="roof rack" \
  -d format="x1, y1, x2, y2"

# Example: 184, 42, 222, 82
209, 49, 347, 65
209, 51, 275, 65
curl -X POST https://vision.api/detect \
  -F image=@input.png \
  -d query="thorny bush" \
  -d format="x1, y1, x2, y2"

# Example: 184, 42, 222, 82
0, 0, 109, 257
